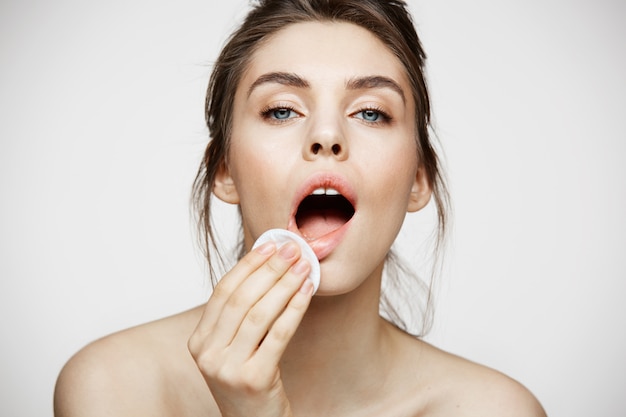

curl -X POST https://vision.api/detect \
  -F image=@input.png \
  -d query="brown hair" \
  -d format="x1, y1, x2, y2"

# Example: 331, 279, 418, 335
192, 0, 450, 336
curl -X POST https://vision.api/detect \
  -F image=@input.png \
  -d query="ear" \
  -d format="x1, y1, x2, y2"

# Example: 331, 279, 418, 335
212, 161, 240, 204
407, 165, 432, 213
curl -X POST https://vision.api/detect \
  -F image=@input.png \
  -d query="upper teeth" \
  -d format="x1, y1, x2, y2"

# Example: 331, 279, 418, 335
311, 187, 340, 196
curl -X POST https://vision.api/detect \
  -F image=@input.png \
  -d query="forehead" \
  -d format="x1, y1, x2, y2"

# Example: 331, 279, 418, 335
240, 21, 409, 90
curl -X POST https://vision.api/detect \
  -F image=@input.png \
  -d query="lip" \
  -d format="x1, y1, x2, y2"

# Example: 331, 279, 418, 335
287, 171, 357, 261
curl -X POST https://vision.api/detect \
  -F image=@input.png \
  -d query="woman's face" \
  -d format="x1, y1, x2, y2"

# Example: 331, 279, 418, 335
215, 21, 431, 294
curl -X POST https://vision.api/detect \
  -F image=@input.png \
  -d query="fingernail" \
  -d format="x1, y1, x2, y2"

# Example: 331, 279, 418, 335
278, 242, 297, 259
291, 259, 310, 275
299, 279, 314, 295
256, 242, 275, 255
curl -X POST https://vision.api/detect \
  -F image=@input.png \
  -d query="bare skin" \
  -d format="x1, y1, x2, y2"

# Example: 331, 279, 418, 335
55, 299, 545, 416
54, 22, 546, 417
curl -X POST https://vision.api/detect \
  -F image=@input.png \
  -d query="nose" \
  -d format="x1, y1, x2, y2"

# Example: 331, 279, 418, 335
303, 115, 348, 161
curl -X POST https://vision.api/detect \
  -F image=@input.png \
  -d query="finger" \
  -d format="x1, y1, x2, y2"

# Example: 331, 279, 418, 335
228, 258, 311, 361
255, 277, 314, 368
193, 242, 276, 339
206, 242, 302, 349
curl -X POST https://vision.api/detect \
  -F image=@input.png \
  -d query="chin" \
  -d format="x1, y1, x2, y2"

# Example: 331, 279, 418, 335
312, 252, 385, 298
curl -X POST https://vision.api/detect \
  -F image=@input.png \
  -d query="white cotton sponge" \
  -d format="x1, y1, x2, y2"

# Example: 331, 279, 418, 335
252, 229, 321, 294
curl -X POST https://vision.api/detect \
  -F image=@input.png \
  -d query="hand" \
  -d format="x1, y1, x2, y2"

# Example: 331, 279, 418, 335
188, 241, 314, 417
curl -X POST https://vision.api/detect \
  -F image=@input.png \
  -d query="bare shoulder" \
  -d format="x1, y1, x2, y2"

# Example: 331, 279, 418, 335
417, 341, 547, 417
54, 306, 209, 417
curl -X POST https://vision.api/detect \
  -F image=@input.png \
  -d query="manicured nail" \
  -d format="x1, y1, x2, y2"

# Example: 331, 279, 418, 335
291, 259, 311, 275
299, 279, 314, 295
256, 242, 275, 255
278, 242, 298, 259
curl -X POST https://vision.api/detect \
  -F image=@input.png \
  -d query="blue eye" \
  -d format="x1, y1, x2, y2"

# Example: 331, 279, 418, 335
269, 108, 296, 120
359, 109, 381, 122
354, 108, 391, 124
260, 105, 300, 123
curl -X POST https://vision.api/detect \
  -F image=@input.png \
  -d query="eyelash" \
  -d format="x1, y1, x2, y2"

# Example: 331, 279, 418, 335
352, 106, 392, 125
259, 105, 393, 125
260, 104, 299, 123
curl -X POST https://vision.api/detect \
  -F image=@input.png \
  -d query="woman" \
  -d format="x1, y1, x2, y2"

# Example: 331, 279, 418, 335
55, 1, 546, 415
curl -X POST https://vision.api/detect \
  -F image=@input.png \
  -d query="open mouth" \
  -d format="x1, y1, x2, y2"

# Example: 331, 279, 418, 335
295, 187, 355, 241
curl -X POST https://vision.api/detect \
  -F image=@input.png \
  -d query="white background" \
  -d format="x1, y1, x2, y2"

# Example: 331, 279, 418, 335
1, 1, 624, 416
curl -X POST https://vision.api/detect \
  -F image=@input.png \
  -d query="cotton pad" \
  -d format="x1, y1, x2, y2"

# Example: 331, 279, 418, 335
252, 229, 321, 293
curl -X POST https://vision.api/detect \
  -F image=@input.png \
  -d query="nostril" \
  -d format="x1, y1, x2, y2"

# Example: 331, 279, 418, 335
309, 142, 343, 156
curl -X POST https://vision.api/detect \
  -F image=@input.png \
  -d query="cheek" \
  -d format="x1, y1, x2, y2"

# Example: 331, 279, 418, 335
229, 141, 288, 195
365, 141, 418, 195
227, 139, 294, 231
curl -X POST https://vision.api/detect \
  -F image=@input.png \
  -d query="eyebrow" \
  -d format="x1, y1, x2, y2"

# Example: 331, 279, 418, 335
247, 72, 310, 97
346, 75, 406, 103
246, 71, 406, 103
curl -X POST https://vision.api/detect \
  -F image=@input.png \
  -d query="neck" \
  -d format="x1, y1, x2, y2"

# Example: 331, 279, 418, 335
279, 262, 397, 412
